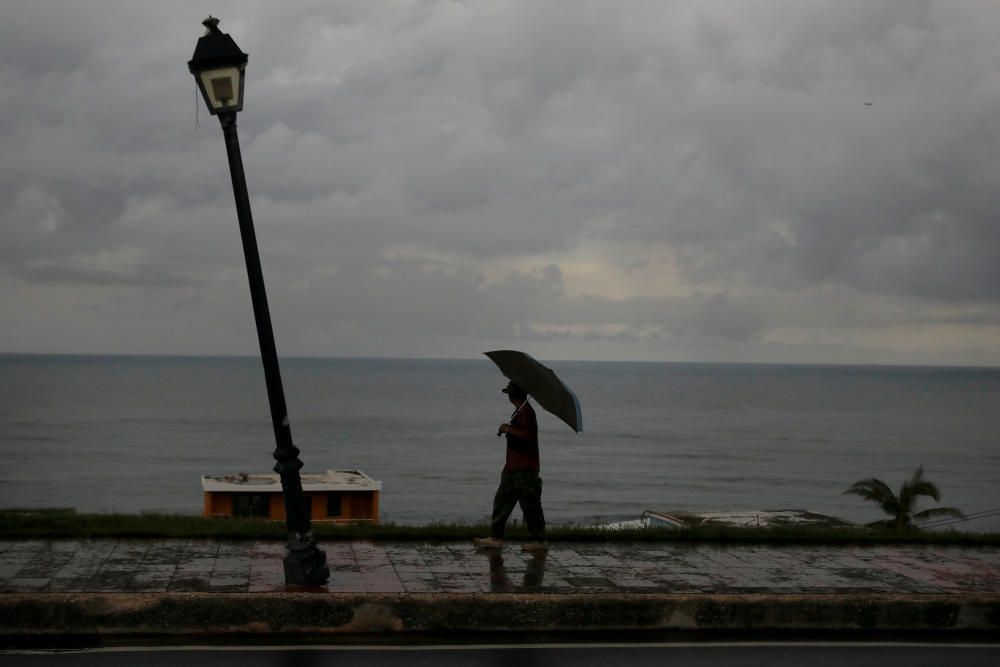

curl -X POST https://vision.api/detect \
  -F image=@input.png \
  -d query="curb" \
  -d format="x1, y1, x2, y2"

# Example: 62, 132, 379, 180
3, 593, 999, 641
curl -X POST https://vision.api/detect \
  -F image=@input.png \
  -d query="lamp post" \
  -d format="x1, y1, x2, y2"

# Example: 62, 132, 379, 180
188, 16, 328, 586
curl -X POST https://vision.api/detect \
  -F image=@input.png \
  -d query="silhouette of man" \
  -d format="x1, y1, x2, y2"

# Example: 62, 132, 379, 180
475, 381, 547, 552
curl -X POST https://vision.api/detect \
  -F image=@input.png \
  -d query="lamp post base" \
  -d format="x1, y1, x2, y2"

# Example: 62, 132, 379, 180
283, 535, 330, 586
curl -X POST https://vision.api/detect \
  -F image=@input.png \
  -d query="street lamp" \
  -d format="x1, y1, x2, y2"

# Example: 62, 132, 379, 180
188, 16, 329, 586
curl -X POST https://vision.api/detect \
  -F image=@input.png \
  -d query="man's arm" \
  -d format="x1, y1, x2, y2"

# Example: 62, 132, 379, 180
499, 407, 537, 441
498, 422, 531, 439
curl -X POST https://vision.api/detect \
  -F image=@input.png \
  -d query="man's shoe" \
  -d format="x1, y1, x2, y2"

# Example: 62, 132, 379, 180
474, 536, 503, 549
521, 541, 548, 552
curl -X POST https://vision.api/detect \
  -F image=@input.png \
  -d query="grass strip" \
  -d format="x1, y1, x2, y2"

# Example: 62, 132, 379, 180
1, 509, 998, 545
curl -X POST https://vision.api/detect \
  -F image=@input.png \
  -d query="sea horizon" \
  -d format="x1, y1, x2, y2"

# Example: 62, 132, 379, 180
2, 350, 997, 372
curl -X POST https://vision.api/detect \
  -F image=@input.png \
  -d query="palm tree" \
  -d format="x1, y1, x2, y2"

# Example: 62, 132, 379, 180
843, 466, 963, 529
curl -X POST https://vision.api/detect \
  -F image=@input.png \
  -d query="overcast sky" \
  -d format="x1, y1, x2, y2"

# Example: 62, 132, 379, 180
2, 1, 999, 365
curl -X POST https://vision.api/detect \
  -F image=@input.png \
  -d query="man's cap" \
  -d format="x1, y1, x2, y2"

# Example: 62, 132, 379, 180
502, 381, 526, 396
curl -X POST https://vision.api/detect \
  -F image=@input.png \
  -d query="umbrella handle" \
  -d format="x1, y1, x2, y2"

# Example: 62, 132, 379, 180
496, 398, 529, 437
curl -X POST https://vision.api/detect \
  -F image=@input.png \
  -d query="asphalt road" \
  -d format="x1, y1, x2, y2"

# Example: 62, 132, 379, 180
3, 644, 999, 666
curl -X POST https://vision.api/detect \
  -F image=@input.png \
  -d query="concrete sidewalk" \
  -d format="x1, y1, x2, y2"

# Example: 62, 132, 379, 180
2, 539, 1000, 594
2, 539, 999, 640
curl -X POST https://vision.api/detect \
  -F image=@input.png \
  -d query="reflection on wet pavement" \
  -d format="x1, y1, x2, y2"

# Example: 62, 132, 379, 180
488, 550, 547, 592
2, 539, 999, 594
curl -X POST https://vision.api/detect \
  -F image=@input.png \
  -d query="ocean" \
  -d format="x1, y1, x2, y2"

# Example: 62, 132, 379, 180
1, 354, 998, 530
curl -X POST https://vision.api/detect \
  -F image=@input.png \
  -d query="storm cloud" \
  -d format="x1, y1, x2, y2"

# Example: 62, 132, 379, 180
2, 1, 999, 365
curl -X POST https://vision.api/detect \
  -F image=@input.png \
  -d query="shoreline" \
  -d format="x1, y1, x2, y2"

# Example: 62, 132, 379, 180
2, 510, 998, 545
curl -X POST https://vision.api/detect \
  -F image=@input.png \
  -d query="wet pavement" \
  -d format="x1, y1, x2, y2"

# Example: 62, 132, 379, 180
2, 539, 999, 595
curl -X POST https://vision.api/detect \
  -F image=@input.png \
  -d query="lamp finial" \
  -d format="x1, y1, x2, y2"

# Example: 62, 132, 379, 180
202, 16, 222, 35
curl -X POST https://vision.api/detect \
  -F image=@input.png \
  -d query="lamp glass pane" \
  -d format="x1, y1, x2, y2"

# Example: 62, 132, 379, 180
198, 66, 242, 110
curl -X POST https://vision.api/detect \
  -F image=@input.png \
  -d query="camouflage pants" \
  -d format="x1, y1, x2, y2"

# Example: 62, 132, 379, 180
491, 470, 545, 541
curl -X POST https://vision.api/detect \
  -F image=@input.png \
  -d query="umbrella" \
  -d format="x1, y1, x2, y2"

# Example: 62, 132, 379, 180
484, 350, 583, 432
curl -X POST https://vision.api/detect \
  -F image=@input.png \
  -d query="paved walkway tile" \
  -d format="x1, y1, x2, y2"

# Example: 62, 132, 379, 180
2, 539, 1000, 595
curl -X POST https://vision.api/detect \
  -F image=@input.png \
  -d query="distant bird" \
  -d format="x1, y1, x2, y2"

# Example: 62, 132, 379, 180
865, 102, 873, 106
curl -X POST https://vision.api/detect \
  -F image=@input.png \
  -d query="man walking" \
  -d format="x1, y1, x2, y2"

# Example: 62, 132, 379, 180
475, 381, 547, 552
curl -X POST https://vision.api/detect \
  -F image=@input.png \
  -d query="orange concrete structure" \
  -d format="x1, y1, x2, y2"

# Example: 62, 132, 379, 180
201, 469, 381, 524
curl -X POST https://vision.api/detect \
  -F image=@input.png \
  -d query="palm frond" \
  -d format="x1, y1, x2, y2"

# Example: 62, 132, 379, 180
844, 477, 900, 517
901, 480, 941, 505
899, 466, 938, 505
844, 477, 892, 500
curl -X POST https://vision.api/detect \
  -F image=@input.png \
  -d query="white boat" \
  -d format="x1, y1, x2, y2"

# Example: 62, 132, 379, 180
599, 509, 851, 531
